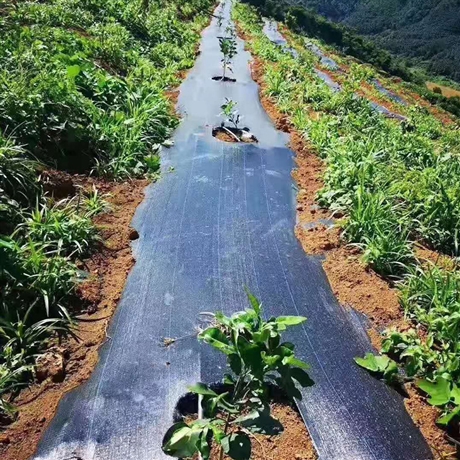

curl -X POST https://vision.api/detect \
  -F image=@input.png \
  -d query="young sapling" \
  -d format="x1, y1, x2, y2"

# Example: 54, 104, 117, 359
218, 31, 237, 80
162, 290, 313, 460
221, 98, 240, 131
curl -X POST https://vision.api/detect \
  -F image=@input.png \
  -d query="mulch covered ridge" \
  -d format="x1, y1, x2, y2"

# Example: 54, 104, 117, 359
245, 40, 456, 459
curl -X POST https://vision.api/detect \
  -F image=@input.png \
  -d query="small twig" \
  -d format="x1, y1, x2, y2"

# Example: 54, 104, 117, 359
430, 440, 458, 459
75, 315, 112, 322
198, 394, 204, 460
102, 321, 112, 344
242, 427, 266, 458
444, 433, 460, 448
161, 332, 198, 348
219, 412, 232, 460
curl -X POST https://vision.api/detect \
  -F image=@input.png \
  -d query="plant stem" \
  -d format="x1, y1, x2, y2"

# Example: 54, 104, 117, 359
198, 394, 203, 460
219, 412, 232, 460
218, 371, 247, 460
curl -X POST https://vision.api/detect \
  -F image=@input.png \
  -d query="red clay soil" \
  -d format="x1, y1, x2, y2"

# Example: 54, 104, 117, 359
0, 174, 149, 460
246, 49, 457, 458
192, 403, 318, 460
214, 129, 239, 143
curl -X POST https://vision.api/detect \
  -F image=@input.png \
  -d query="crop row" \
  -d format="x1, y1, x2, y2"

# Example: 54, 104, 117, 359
234, 0, 460, 439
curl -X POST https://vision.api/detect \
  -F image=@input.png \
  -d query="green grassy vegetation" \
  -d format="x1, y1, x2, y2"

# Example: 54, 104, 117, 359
287, 0, 460, 84
243, 0, 460, 121
233, 0, 460, 434
0, 0, 212, 418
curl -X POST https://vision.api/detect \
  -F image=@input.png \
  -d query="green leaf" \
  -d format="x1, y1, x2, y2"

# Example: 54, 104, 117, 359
277, 367, 303, 400
67, 65, 81, 78
199, 327, 234, 355
234, 410, 284, 435
223, 373, 235, 385
245, 287, 261, 316
291, 367, 314, 388
197, 428, 211, 459
206, 392, 236, 416
261, 351, 281, 367
215, 311, 232, 327
268, 333, 280, 349
188, 383, 217, 397
383, 359, 399, 383
275, 316, 307, 330
451, 384, 460, 405
211, 424, 226, 443
229, 353, 242, 375
354, 353, 390, 373
437, 405, 460, 426
418, 377, 451, 406
253, 328, 270, 343
221, 432, 251, 460
277, 344, 295, 357
162, 422, 200, 457
282, 355, 310, 370
237, 338, 262, 375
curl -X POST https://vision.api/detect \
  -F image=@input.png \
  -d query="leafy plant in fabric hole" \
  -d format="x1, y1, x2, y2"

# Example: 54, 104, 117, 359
221, 98, 241, 130
218, 32, 237, 80
162, 290, 313, 460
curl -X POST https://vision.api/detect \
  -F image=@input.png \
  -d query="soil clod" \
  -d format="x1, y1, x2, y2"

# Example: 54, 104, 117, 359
212, 126, 258, 143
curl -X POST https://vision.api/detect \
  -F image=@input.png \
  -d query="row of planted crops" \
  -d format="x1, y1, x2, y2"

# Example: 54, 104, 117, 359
234, 0, 460, 444
2, 0, 460, 456
0, 0, 213, 419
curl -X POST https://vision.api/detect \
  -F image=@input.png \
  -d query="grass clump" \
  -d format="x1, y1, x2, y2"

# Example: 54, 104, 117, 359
0, 0, 213, 419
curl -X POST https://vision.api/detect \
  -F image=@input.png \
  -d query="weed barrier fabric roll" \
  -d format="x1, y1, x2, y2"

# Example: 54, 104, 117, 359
34, 4, 432, 460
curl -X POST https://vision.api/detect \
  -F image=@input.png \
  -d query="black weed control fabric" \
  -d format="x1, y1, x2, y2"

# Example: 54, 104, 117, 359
34, 3, 432, 460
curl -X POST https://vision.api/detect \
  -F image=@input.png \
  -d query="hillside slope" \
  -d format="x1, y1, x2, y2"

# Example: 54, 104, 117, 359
297, 0, 460, 81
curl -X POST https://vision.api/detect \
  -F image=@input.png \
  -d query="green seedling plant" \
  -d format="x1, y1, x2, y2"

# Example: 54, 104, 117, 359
0, 364, 29, 418
82, 186, 110, 217
162, 291, 313, 460
218, 31, 237, 80
221, 98, 241, 130
418, 377, 460, 425
354, 353, 399, 385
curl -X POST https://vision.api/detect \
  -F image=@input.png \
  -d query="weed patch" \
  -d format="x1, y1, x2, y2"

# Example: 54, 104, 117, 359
0, 0, 213, 422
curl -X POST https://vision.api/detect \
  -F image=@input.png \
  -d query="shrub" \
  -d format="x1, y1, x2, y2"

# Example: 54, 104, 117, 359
162, 292, 313, 459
